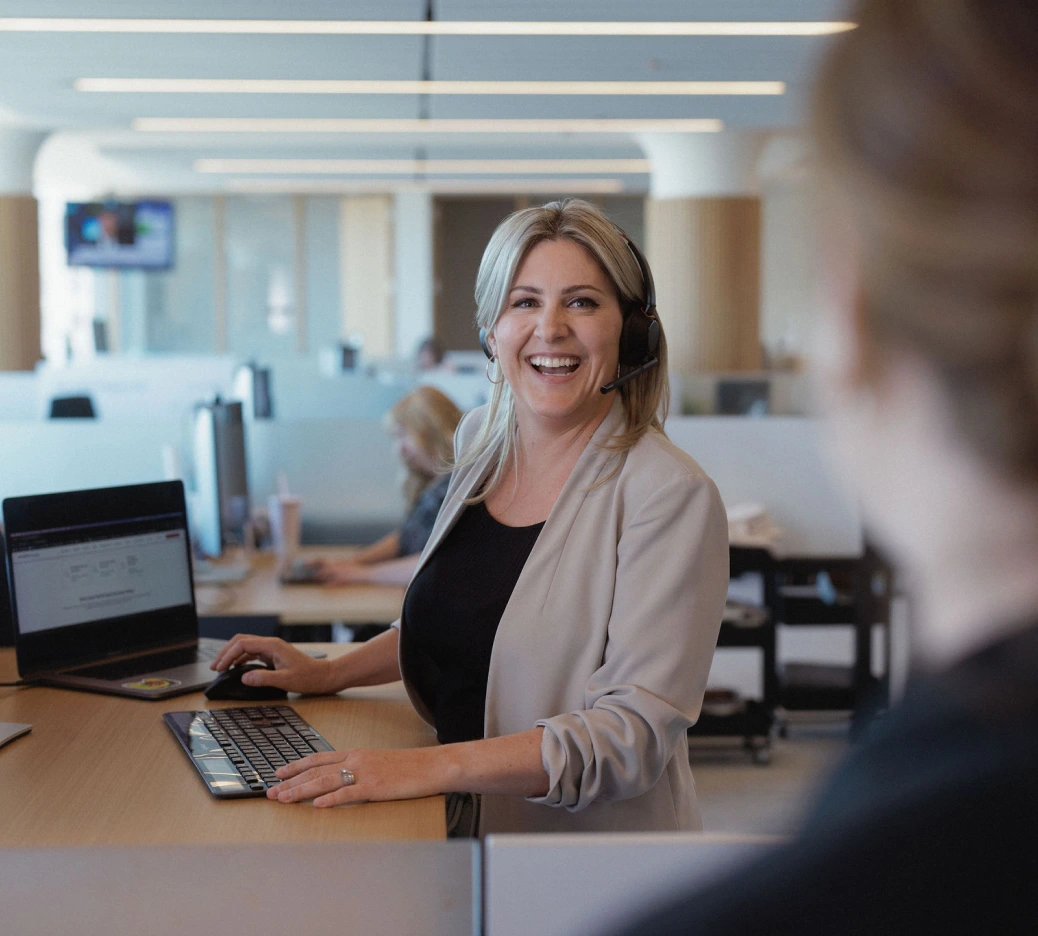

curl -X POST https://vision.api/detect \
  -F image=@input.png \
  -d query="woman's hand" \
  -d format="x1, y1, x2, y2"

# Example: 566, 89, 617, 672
267, 746, 445, 807
314, 559, 370, 585
210, 635, 341, 695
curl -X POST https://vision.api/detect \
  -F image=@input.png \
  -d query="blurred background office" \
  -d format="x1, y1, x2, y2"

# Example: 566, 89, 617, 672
0, 1, 897, 835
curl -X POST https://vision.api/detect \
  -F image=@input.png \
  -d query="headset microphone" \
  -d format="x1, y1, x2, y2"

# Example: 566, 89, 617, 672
599, 358, 659, 394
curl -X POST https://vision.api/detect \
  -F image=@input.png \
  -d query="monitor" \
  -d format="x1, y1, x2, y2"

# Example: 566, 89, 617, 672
716, 379, 771, 417
192, 400, 249, 557
65, 201, 175, 270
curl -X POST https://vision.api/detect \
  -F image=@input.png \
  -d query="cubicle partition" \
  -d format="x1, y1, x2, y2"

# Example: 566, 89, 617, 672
483, 833, 776, 936
0, 842, 480, 936
0, 371, 40, 420
0, 417, 404, 543
0, 419, 188, 501
666, 416, 862, 558
0, 834, 777, 936
246, 418, 404, 540
33, 356, 239, 421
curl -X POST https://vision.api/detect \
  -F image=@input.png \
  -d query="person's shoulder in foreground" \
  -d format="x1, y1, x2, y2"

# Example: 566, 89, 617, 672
611, 622, 1038, 936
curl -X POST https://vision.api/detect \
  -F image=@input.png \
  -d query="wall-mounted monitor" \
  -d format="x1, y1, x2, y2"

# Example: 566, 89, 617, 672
65, 200, 175, 270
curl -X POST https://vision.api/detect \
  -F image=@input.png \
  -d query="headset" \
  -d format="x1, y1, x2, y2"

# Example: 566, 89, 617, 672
478, 227, 660, 395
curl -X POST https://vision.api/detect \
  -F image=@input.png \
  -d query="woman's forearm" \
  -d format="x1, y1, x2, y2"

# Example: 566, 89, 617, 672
436, 728, 548, 797
331, 627, 402, 688
351, 531, 401, 565
356, 554, 420, 586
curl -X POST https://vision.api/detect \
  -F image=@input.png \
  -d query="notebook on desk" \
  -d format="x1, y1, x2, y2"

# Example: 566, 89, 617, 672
2, 481, 223, 700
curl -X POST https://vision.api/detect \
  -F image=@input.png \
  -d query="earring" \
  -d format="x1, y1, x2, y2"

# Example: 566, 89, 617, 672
486, 356, 504, 384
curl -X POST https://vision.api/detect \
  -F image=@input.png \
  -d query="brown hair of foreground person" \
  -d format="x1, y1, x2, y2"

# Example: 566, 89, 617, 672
813, 0, 1038, 483
608, 2, 1038, 934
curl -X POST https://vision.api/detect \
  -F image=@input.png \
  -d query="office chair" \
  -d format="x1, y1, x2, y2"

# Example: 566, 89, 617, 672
48, 395, 97, 419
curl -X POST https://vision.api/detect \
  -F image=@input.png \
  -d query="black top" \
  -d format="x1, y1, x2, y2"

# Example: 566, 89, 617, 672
614, 622, 1038, 936
403, 502, 544, 744
397, 473, 452, 557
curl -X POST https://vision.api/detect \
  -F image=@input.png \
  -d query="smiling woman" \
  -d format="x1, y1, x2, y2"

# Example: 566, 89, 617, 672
461, 199, 670, 506
212, 199, 729, 838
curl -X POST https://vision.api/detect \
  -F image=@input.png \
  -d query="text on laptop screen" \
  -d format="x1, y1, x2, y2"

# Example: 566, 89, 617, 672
8, 513, 192, 635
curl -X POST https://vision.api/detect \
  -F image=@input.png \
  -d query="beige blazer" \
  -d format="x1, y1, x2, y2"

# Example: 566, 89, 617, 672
396, 400, 729, 835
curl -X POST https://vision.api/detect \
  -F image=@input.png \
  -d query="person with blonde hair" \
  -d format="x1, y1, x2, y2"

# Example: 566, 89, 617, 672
615, 2, 1038, 932
315, 385, 461, 587
213, 198, 729, 836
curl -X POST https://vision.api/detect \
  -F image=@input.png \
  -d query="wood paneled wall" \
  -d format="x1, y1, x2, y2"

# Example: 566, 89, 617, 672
0, 196, 41, 371
646, 196, 762, 374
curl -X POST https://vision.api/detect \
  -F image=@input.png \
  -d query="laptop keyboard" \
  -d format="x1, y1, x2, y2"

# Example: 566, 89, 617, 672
164, 705, 334, 797
72, 643, 219, 681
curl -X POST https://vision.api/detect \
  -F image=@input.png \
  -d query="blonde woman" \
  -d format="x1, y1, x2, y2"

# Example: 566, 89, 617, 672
616, 1, 1038, 933
315, 385, 462, 587
213, 200, 729, 836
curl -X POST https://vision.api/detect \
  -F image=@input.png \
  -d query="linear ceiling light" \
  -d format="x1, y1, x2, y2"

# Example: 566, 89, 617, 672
78, 78, 785, 96
0, 19, 857, 37
133, 118, 724, 133
225, 178, 626, 194
195, 158, 652, 174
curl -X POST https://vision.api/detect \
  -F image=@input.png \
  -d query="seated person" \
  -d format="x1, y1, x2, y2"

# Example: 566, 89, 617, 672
613, 1, 1038, 932
212, 199, 729, 837
315, 386, 462, 586
415, 336, 446, 371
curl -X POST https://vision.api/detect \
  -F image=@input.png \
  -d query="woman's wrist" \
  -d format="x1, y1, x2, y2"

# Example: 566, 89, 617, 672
325, 652, 358, 693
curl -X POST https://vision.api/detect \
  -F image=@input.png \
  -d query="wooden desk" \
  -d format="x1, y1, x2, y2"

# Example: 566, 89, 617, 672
0, 644, 445, 846
195, 547, 406, 625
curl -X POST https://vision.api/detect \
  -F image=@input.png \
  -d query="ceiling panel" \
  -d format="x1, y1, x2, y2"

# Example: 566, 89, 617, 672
0, 0, 851, 193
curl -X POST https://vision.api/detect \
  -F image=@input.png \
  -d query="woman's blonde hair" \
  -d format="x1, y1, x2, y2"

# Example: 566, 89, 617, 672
814, 0, 1038, 483
385, 386, 462, 508
457, 198, 669, 498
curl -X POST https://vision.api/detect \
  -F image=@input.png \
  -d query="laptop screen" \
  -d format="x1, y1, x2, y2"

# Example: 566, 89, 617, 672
3, 481, 198, 676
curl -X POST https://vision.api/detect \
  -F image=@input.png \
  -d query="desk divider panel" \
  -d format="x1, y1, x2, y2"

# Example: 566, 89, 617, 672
0, 417, 404, 536
666, 416, 862, 558
0, 841, 479, 936
483, 832, 777, 936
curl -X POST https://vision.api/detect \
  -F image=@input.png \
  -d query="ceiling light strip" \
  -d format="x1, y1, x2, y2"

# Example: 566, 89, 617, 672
78, 78, 785, 96
195, 158, 652, 174
225, 178, 626, 194
134, 118, 724, 134
0, 19, 857, 37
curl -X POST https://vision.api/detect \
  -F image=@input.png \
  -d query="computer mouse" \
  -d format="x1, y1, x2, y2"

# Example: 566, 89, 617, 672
204, 663, 288, 701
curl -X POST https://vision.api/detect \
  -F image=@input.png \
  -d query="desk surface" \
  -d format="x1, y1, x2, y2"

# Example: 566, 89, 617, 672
0, 644, 445, 846
194, 547, 406, 624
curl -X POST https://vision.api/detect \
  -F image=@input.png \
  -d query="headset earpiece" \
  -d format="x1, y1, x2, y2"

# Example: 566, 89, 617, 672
616, 232, 660, 369
618, 307, 660, 369
478, 327, 494, 360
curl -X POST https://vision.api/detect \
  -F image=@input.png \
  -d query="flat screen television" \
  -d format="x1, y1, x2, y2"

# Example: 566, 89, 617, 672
65, 200, 175, 270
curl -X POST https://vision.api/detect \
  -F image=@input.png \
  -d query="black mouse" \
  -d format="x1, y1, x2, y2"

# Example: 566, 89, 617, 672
204, 663, 287, 701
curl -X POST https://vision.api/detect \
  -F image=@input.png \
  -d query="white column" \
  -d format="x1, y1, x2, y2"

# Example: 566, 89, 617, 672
0, 126, 47, 370
757, 133, 826, 370
393, 191, 434, 361
339, 195, 394, 358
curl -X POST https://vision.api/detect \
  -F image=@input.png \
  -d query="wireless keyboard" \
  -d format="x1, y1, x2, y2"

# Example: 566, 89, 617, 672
164, 705, 333, 798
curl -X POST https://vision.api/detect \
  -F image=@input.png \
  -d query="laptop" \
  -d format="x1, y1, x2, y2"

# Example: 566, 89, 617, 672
2, 480, 224, 699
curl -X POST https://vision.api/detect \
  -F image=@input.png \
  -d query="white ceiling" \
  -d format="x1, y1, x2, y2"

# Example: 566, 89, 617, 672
0, 0, 851, 195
